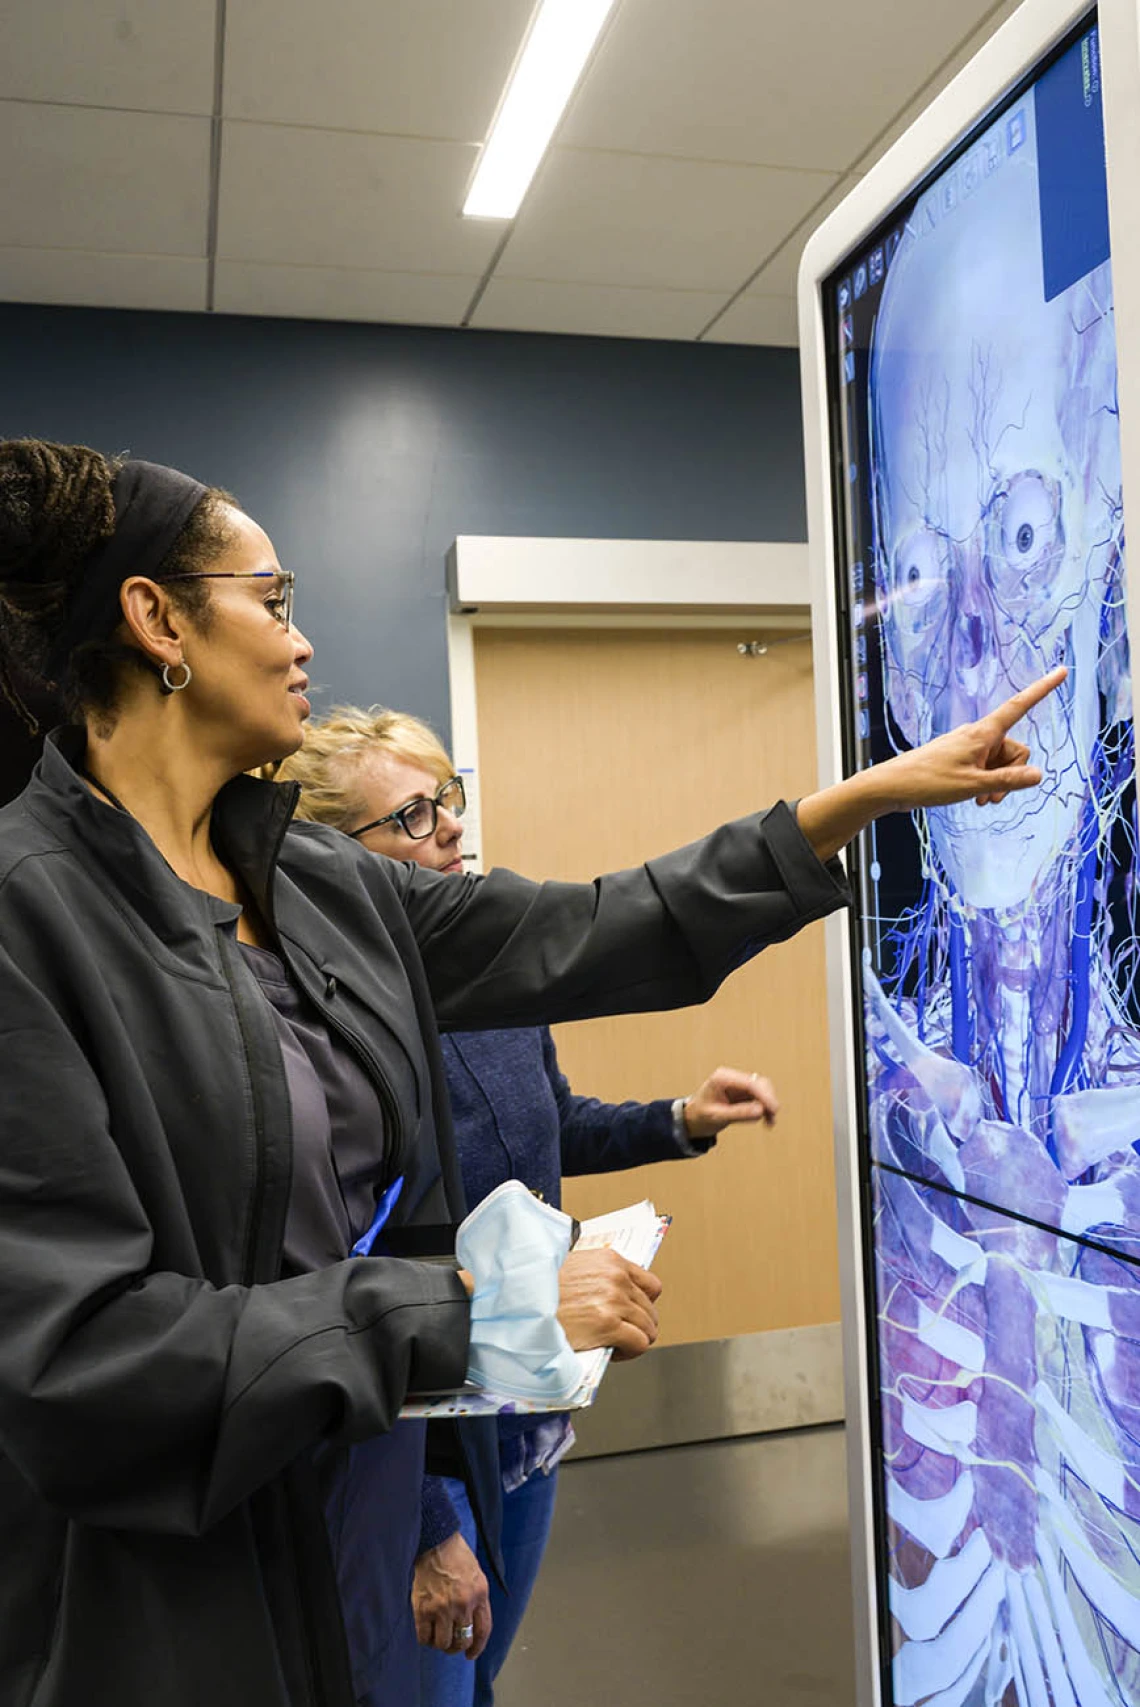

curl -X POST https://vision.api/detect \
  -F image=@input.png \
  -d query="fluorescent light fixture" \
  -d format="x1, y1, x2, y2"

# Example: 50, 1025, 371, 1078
463, 0, 616, 220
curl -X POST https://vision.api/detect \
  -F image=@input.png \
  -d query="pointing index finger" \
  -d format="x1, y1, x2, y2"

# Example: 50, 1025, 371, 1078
988, 666, 1067, 733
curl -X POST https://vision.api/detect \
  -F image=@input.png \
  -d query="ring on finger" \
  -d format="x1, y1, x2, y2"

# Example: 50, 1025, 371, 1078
456, 1623, 475, 1644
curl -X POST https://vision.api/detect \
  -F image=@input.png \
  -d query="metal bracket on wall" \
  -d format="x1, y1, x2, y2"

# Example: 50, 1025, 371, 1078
737, 632, 812, 656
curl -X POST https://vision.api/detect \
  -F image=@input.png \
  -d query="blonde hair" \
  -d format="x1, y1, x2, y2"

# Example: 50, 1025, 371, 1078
274, 705, 454, 831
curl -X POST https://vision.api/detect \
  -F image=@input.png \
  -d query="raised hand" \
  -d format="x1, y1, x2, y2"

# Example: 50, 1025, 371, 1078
683, 1066, 779, 1137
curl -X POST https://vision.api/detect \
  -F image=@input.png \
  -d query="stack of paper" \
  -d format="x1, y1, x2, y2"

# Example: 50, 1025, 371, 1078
400, 1199, 670, 1419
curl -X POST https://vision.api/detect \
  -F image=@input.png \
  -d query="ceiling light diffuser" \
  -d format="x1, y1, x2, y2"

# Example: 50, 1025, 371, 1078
463, 0, 616, 220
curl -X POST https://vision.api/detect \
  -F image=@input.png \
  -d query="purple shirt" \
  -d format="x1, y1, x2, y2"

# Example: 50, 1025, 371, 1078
239, 939, 404, 1270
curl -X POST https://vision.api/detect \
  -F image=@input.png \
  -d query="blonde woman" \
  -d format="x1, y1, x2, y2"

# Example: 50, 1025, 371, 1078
276, 709, 851, 1704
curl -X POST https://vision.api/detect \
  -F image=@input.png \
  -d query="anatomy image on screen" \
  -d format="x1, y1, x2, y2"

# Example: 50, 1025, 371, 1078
857, 61, 1140, 1707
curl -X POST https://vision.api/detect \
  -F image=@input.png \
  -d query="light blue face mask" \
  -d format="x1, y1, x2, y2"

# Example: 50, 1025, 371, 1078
457, 1180, 583, 1405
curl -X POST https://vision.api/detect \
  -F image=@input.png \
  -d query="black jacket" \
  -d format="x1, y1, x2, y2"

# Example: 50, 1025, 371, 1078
0, 730, 848, 1707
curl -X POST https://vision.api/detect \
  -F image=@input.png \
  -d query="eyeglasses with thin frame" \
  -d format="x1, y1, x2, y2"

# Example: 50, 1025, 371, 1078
160, 568, 295, 629
348, 775, 466, 842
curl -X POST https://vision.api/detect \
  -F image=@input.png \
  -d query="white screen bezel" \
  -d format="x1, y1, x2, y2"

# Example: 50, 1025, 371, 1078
795, 3, 1140, 1702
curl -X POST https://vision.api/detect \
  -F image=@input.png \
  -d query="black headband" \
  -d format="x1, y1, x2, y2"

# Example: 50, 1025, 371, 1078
45, 459, 208, 681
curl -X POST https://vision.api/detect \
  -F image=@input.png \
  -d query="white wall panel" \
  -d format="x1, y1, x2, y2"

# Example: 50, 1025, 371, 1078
449, 536, 810, 612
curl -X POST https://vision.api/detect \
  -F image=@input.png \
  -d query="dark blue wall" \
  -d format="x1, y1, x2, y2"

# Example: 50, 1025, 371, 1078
0, 304, 805, 737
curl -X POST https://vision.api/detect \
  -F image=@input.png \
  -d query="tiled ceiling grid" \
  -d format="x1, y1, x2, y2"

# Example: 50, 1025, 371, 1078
0, 0, 1022, 343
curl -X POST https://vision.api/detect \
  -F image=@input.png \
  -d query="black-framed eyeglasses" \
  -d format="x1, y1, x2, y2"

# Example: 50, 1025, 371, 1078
348, 775, 466, 842
160, 568, 295, 629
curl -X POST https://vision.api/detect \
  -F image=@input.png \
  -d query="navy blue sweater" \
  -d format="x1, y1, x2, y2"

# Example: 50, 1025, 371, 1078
419, 1026, 709, 1552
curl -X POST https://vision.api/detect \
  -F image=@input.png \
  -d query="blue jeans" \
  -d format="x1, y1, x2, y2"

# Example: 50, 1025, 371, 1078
419, 1467, 559, 1707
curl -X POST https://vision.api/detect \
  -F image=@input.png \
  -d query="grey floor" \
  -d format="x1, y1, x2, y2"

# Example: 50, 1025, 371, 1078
497, 1424, 856, 1707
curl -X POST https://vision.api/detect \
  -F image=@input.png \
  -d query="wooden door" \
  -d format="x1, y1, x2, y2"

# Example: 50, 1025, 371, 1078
472, 625, 839, 1347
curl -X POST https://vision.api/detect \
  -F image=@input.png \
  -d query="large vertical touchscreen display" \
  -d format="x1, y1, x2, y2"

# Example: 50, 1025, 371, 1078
825, 14, 1140, 1704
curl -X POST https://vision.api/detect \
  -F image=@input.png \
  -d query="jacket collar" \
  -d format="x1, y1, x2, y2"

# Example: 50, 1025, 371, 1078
27, 727, 301, 947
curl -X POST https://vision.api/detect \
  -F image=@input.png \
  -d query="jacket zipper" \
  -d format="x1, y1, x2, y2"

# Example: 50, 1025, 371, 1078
311, 983, 407, 1189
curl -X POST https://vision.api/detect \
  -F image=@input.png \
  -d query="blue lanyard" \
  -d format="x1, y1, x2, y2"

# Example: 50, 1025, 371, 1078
350, 1174, 405, 1258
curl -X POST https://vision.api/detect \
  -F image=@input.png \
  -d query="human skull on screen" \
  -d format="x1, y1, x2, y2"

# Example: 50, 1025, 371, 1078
870, 148, 1124, 911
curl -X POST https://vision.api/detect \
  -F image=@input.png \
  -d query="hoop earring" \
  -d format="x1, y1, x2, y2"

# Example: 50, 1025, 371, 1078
161, 660, 193, 694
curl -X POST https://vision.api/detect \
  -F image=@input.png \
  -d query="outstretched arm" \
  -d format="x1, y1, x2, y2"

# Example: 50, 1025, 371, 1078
369, 669, 1066, 1032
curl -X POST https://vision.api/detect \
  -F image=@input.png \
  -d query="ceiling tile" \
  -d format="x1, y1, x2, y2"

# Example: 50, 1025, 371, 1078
850, 0, 1024, 176
561, 0, 1012, 172
224, 0, 534, 139
701, 0, 1027, 350
731, 172, 862, 301
217, 123, 504, 272
701, 293, 798, 347
470, 277, 727, 340
499, 147, 838, 293
0, 103, 210, 254
709, 0, 1023, 319
214, 261, 478, 325
0, 0, 217, 114
0, 246, 207, 311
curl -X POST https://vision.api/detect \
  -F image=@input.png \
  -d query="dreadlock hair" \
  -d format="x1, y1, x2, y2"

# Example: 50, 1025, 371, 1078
0, 438, 235, 730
